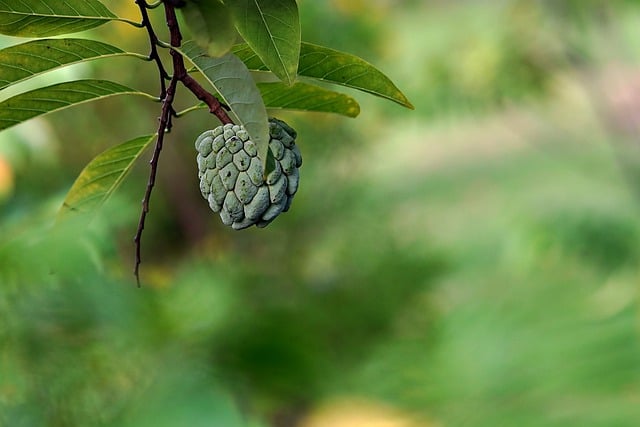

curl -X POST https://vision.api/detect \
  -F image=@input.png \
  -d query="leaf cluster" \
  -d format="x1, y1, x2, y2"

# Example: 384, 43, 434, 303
0, 0, 411, 220
0, 0, 412, 281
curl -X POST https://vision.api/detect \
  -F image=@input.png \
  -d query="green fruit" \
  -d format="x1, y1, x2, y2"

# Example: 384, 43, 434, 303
195, 118, 302, 229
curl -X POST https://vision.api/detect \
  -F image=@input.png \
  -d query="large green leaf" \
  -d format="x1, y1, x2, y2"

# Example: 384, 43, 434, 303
0, 39, 143, 91
258, 82, 360, 117
0, 79, 155, 131
179, 82, 360, 117
58, 134, 156, 218
233, 42, 415, 109
180, 0, 236, 58
0, 0, 117, 37
180, 41, 270, 168
226, 0, 300, 86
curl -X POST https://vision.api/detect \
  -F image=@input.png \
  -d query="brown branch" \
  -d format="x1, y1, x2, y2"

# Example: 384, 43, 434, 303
135, 0, 170, 98
181, 73, 233, 122
133, 0, 234, 284
164, 2, 233, 124
134, 76, 179, 286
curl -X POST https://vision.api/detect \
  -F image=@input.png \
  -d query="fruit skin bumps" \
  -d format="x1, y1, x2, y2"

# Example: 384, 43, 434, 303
195, 118, 302, 230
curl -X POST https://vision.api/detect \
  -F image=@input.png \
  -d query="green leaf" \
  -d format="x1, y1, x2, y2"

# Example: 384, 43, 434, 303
258, 82, 360, 117
58, 134, 156, 218
0, 79, 155, 131
180, 41, 270, 168
0, 39, 143, 91
0, 0, 117, 37
226, 0, 300, 86
180, 0, 236, 58
233, 42, 415, 109
177, 81, 360, 118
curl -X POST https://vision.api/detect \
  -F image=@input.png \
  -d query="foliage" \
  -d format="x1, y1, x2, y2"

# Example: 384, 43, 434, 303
2, 1, 640, 427
0, 0, 411, 229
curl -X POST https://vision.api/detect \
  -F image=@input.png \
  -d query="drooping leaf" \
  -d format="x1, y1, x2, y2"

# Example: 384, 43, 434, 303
180, 41, 270, 168
0, 79, 155, 131
0, 39, 143, 91
226, 0, 300, 86
0, 0, 117, 37
58, 134, 156, 218
258, 82, 360, 117
233, 42, 415, 109
180, 0, 237, 57
177, 80, 360, 118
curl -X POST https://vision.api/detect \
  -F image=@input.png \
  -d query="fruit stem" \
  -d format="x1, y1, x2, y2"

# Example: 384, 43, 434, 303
164, 2, 233, 124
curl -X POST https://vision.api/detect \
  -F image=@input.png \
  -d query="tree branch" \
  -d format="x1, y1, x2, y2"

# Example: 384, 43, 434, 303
180, 73, 233, 121
133, 76, 178, 286
164, 2, 233, 124
135, 0, 170, 99
133, 0, 234, 284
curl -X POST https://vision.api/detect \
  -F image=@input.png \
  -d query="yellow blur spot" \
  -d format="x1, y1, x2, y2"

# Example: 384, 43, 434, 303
0, 155, 15, 203
330, 0, 389, 19
300, 398, 436, 427
107, 2, 147, 40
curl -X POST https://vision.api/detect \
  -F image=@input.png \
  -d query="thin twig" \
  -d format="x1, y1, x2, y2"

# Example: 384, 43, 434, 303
135, 0, 170, 100
133, 0, 234, 284
134, 76, 179, 286
180, 73, 233, 122
133, 0, 174, 286
164, 2, 233, 124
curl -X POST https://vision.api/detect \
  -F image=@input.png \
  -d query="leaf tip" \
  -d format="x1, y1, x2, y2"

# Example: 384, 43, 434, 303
395, 91, 415, 110
403, 96, 416, 110
350, 101, 361, 118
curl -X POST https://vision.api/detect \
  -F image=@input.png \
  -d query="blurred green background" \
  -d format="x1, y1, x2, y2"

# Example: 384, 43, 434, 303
2, 0, 640, 426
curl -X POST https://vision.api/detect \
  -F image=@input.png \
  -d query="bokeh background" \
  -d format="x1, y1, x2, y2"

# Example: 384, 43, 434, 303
2, 0, 640, 426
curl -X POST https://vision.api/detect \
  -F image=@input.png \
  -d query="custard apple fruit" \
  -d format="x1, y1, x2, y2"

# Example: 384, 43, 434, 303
195, 118, 302, 229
